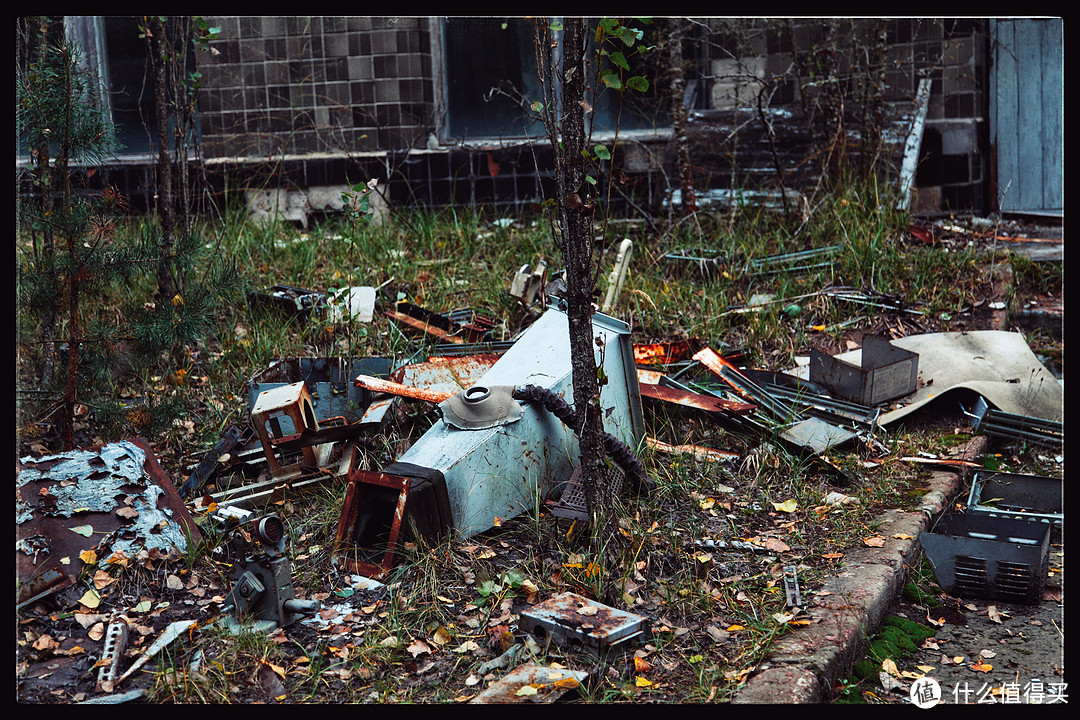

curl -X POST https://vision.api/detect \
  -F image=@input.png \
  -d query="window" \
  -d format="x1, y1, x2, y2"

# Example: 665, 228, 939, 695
440, 17, 674, 142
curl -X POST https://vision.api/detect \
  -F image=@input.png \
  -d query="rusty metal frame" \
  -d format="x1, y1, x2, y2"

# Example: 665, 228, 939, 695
332, 469, 412, 579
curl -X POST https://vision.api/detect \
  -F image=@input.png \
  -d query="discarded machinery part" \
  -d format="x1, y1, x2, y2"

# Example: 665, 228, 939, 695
547, 461, 625, 521
220, 514, 320, 630
693, 347, 801, 422
340, 308, 644, 556
247, 284, 328, 318
753, 381, 880, 426
353, 374, 452, 404
513, 383, 649, 492
385, 302, 498, 344
601, 238, 633, 314
783, 565, 804, 608
180, 425, 248, 498
95, 621, 130, 691
441, 385, 524, 430
270, 415, 365, 454
207, 467, 340, 511
425, 340, 516, 358
509, 260, 548, 307
325, 285, 376, 323
745, 244, 840, 276
966, 470, 1062, 526
809, 335, 919, 406
640, 380, 757, 415
115, 620, 198, 685
250, 381, 324, 477
469, 664, 588, 704
333, 462, 452, 579
645, 437, 740, 464
518, 591, 648, 652
963, 395, 1063, 448
919, 513, 1051, 605
16, 439, 202, 609
248, 356, 393, 424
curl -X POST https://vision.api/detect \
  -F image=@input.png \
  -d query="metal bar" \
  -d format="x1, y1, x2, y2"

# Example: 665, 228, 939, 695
353, 374, 452, 404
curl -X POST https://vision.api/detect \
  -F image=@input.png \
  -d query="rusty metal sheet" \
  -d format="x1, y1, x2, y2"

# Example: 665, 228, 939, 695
390, 353, 500, 396
469, 664, 588, 704
518, 592, 647, 651
16, 439, 201, 609
639, 381, 756, 415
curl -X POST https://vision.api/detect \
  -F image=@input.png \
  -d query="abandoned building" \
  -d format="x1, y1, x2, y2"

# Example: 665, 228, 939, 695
19, 17, 1063, 223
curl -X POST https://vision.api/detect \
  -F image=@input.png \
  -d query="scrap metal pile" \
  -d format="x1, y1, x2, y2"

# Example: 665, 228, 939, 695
18, 248, 1064, 649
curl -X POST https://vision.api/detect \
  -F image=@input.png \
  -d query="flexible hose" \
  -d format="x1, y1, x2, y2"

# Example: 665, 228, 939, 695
513, 384, 651, 492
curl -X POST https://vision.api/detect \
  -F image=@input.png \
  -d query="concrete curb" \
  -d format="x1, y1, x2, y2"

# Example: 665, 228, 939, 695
731, 435, 990, 703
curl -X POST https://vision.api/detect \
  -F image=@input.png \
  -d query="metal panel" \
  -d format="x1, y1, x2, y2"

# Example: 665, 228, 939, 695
991, 19, 1063, 215
395, 307, 644, 539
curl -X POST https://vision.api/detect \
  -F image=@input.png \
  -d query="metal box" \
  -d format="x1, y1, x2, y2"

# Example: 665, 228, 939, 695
919, 513, 1051, 604
518, 592, 647, 651
966, 470, 1062, 526
809, 334, 918, 406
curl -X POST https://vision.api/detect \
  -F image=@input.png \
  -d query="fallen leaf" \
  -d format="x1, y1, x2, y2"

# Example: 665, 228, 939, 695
892, 533, 914, 540
79, 549, 97, 565
916, 665, 936, 673
764, 537, 790, 552
79, 589, 101, 609
821, 552, 843, 560
987, 606, 1003, 623
70, 525, 94, 537
881, 658, 900, 677
952, 656, 966, 665
863, 536, 886, 547
577, 605, 598, 617
634, 676, 654, 688
92, 569, 115, 590
515, 684, 540, 696
431, 626, 451, 646
33, 634, 59, 651
453, 640, 480, 653
970, 661, 993, 673
87, 623, 105, 641
772, 498, 798, 513
116, 507, 139, 520
634, 656, 651, 672
979, 649, 996, 659
407, 640, 431, 657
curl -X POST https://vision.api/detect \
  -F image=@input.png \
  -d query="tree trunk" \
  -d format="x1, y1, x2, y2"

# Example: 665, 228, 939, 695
667, 18, 696, 215
554, 19, 608, 518
151, 16, 176, 301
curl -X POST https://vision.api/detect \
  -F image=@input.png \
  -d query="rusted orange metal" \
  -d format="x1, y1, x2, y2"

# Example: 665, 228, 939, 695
353, 374, 453, 403
390, 353, 500, 396
633, 339, 697, 366
638, 381, 755, 415
332, 469, 411, 579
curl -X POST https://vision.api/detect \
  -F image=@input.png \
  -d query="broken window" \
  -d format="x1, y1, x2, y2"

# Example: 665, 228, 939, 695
438, 17, 678, 142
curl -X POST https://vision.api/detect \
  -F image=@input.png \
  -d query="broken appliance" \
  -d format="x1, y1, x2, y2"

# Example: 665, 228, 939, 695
333, 307, 646, 578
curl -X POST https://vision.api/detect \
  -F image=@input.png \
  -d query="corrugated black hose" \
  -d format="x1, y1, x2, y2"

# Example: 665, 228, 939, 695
513, 384, 652, 493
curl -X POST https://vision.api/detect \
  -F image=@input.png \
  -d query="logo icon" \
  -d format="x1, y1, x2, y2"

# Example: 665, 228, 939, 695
910, 677, 942, 708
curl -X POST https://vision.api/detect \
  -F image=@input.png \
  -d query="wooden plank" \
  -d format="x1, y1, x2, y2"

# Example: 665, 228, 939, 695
1040, 19, 1064, 212
1015, 20, 1043, 211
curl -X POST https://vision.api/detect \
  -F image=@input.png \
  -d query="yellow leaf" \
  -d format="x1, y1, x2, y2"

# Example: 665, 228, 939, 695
634, 676, 654, 688
79, 549, 97, 564
698, 497, 716, 510
515, 685, 540, 696
726, 625, 745, 632
772, 498, 798, 513
79, 589, 101, 609
171, 294, 184, 306
553, 677, 579, 689
892, 533, 914, 540
971, 661, 993, 673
